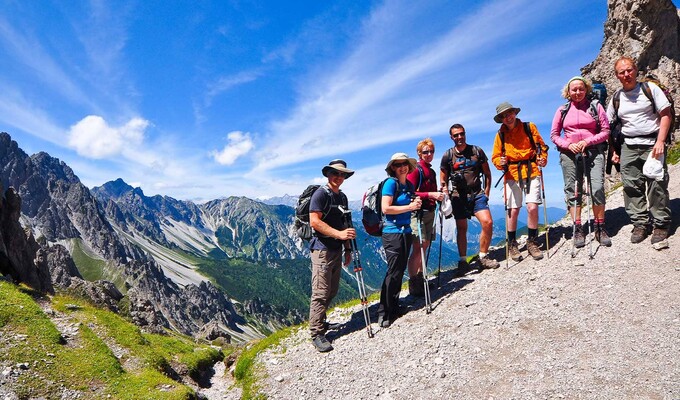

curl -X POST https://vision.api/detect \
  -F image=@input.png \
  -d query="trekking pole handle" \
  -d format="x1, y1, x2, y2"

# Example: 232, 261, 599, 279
494, 165, 508, 188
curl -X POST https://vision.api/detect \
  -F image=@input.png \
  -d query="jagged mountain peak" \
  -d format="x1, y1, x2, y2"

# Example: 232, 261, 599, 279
91, 178, 137, 200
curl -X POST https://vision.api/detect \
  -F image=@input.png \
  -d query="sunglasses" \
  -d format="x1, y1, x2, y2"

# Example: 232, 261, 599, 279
392, 161, 410, 168
329, 170, 350, 178
420, 150, 434, 155
451, 132, 466, 138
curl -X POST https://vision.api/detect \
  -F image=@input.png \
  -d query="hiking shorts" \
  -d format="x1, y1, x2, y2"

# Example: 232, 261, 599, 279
453, 193, 490, 220
410, 209, 436, 242
505, 177, 542, 208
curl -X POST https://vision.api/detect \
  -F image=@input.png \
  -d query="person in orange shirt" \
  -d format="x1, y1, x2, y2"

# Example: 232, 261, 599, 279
491, 102, 549, 262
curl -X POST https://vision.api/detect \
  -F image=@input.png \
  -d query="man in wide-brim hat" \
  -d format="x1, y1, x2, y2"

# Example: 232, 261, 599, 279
491, 102, 549, 263
308, 159, 356, 352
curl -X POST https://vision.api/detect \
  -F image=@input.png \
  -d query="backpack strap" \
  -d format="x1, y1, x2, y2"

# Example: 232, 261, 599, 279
319, 185, 334, 220
559, 102, 571, 127
588, 100, 601, 132
640, 82, 657, 114
523, 122, 537, 150
416, 164, 424, 190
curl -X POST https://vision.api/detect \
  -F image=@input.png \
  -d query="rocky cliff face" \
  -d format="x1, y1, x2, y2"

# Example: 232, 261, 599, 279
0, 184, 52, 293
582, 0, 680, 98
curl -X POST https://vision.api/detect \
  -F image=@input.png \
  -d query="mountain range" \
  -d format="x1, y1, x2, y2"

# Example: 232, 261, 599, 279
0, 131, 564, 342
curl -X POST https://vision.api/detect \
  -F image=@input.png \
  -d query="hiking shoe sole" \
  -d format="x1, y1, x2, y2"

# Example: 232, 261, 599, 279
653, 240, 669, 250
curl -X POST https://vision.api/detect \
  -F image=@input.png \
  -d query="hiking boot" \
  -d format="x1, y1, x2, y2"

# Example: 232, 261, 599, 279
526, 238, 544, 260
478, 256, 500, 270
377, 315, 391, 328
595, 225, 612, 247
311, 334, 333, 352
651, 227, 669, 250
455, 259, 471, 276
630, 225, 649, 244
508, 240, 522, 262
323, 321, 341, 331
408, 273, 425, 297
573, 225, 586, 248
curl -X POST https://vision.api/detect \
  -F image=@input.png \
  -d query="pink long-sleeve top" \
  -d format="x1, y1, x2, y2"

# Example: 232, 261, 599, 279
550, 99, 610, 151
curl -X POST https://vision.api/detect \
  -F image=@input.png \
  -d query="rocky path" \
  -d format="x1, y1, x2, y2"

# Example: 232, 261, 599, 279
245, 163, 680, 399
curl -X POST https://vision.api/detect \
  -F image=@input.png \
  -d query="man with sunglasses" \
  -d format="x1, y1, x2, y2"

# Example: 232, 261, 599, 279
440, 124, 499, 272
308, 159, 356, 352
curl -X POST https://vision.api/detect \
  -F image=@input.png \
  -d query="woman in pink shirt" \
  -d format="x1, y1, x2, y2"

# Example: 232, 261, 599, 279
551, 76, 611, 248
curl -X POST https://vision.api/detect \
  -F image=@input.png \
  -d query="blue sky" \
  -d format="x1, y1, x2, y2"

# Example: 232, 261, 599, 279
0, 0, 609, 207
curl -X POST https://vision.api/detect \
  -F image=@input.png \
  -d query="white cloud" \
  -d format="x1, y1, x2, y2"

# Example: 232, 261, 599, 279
251, 0, 564, 172
212, 131, 255, 165
68, 115, 148, 158
205, 71, 261, 107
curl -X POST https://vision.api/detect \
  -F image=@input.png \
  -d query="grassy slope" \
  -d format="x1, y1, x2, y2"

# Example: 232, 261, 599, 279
70, 239, 127, 291
0, 281, 226, 399
195, 251, 358, 328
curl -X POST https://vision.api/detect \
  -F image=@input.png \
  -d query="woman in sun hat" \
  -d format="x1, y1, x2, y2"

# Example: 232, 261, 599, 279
377, 153, 422, 328
550, 76, 611, 249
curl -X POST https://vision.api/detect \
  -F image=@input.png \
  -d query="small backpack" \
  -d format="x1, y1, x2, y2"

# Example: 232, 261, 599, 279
361, 179, 388, 237
294, 184, 332, 241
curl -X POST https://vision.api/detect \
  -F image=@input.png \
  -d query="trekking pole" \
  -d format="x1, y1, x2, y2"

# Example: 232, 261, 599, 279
536, 145, 550, 258
416, 210, 432, 314
582, 152, 594, 260
339, 206, 373, 338
437, 205, 443, 288
502, 170, 510, 269
571, 154, 581, 259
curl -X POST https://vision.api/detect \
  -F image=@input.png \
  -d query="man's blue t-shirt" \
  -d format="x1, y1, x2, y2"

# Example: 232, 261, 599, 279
381, 177, 414, 234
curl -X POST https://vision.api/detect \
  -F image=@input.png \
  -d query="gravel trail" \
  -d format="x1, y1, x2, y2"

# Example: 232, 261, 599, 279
250, 163, 680, 400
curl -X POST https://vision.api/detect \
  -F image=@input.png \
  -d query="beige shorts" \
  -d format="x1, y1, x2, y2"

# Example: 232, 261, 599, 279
410, 209, 436, 242
505, 177, 543, 208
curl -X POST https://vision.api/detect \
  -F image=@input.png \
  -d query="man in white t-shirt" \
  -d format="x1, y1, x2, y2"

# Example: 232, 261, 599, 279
607, 56, 672, 250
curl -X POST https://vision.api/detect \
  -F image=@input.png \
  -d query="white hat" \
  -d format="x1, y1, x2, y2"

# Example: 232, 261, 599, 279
385, 152, 417, 176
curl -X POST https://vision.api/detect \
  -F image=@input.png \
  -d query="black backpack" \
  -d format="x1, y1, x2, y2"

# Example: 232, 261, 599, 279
294, 185, 333, 241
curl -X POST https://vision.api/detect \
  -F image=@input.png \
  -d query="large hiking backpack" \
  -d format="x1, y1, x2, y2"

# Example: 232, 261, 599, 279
294, 184, 331, 241
591, 81, 608, 108
361, 179, 388, 237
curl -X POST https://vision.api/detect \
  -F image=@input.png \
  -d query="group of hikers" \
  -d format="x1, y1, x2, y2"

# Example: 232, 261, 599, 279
305, 56, 674, 353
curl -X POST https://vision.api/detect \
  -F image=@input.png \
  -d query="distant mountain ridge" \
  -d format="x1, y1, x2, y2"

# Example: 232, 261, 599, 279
1, 130, 564, 342
0, 132, 254, 341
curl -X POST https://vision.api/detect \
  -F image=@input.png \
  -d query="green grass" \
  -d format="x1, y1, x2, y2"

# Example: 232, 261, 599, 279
233, 326, 296, 399
667, 141, 680, 165
69, 239, 126, 290
0, 281, 227, 399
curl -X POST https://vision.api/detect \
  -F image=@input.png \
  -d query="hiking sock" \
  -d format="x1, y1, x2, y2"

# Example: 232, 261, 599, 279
479, 252, 487, 259
508, 231, 516, 242
528, 228, 538, 239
